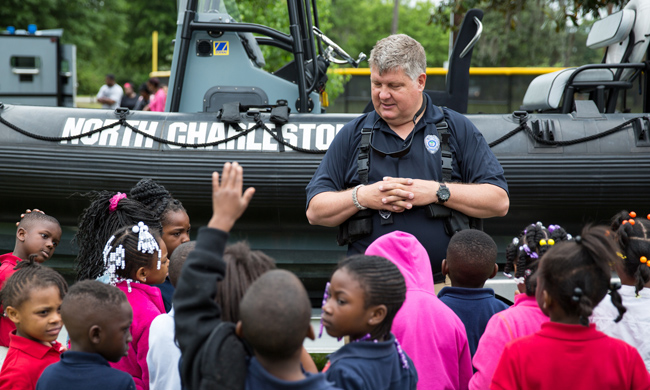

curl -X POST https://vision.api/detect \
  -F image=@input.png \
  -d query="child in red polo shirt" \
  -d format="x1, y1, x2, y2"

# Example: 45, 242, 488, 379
0, 212, 62, 351
0, 260, 68, 390
491, 225, 650, 390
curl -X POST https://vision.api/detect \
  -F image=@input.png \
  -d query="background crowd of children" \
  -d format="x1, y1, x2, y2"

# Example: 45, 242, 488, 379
0, 162, 649, 390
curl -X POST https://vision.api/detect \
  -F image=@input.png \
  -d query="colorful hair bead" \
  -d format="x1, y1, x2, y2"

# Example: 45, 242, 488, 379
641, 256, 648, 264
630, 219, 636, 226
629, 211, 637, 218
394, 338, 410, 370
539, 239, 547, 246
647, 214, 650, 220
623, 220, 628, 225
548, 239, 555, 245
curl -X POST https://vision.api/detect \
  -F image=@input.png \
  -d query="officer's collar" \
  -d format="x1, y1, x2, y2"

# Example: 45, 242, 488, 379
363, 93, 440, 133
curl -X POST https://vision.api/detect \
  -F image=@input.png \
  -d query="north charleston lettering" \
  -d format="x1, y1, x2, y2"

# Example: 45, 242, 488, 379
60, 118, 344, 151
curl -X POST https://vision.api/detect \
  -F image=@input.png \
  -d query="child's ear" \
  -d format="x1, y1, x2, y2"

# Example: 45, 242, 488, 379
441, 259, 449, 277
5, 306, 20, 324
235, 321, 244, 338
135, 267, 148, 283
542, 289, 552, 310
89, 325, 102, 345
16, 227, 26, 242
306, 324, 315, 341
489, 263, 498, 279
367, 304, 387, 327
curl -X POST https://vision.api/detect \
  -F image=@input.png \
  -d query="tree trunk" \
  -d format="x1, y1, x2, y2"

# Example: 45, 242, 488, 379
391, 0, 399, 34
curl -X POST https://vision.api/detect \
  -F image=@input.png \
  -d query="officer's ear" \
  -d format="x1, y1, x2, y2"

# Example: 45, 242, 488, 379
416, 73, 426, 91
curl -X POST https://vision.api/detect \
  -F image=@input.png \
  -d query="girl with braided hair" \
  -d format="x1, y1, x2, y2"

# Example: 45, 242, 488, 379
0, 258, 68, 390
130, 178, 190, 311
73, 191, 161, 282
129, 179, 190, 257
492, 225, 650, 389
320, 255, 418, 390
592, 211, 650, 370
471, 222, 570, 390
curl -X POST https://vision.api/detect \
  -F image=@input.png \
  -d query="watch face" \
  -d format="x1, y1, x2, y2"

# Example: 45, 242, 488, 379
437, 185, 450, 202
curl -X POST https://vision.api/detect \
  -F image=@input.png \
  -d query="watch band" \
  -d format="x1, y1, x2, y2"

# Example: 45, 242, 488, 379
352, 184, 367, 210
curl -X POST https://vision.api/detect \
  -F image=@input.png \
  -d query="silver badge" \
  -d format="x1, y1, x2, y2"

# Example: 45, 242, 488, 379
425, 134, 440, 154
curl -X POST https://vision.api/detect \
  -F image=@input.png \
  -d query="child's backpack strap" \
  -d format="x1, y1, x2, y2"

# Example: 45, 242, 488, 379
194, 321, 253, 390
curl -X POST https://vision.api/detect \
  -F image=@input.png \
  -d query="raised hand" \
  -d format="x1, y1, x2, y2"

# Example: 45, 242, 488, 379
208, 162, 256, 233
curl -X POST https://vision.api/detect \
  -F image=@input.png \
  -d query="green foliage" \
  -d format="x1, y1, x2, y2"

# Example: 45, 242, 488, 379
1, 0, 133, 94
471, 0, 602, 67
328, 0, 449, 67
429, 0, 625, 32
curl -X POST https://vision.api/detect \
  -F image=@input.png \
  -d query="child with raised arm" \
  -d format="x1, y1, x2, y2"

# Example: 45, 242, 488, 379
437, 229, 509, 357
174, 162, 329, 389
36, 280, 135, 390
101, 222, 169, 390
365, 231, 472, 390
0, 260, 68, 390
0, 213, 62, 349
491, 226, 650, 389
321, 254, 419, 390
591, 210, 650, 370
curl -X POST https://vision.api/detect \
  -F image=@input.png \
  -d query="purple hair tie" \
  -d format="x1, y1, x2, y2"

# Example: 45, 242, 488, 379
318, 282, 331, 338
109, 192, 127, 213
520, 244, 539, 259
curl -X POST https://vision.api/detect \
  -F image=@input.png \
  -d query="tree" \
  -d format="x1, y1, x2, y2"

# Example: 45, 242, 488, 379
429, 0, 625, 32
471, 0, 601, 67
328, 0, 449, 67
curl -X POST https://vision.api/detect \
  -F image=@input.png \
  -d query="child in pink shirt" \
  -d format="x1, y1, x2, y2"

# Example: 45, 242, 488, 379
102, 222, 169, 390
366, 231, 472, 390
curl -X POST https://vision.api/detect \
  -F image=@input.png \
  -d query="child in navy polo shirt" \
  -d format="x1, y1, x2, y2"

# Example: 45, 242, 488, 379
238, 269, 341, 390
437, 229, 509, 357
37, 280, 135, 390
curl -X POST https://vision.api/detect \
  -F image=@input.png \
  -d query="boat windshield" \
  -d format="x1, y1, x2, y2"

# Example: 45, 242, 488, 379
197, 0, 243, 20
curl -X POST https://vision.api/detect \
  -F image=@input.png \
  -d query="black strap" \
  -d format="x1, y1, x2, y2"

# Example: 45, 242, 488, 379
358, 127, 372, 184
436, 106, 453, 182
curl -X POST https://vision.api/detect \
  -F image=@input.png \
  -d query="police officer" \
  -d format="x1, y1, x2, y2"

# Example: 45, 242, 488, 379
305, 34, 509, 287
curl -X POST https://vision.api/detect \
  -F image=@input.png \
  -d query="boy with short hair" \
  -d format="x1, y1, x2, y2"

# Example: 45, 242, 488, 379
174, 163, 339, 390
0, 212, 62, 349
147, 240, 195, 390
237, 269, 340, 389
36, 280, 135, 390
437, 229, 509, 357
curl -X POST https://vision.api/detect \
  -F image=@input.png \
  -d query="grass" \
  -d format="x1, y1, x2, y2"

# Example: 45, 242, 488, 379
310, 353, 330, 371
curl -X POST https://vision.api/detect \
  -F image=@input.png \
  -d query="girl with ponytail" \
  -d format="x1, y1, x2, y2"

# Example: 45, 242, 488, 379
491, 225, 650, 390
592, 211, 650, 370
